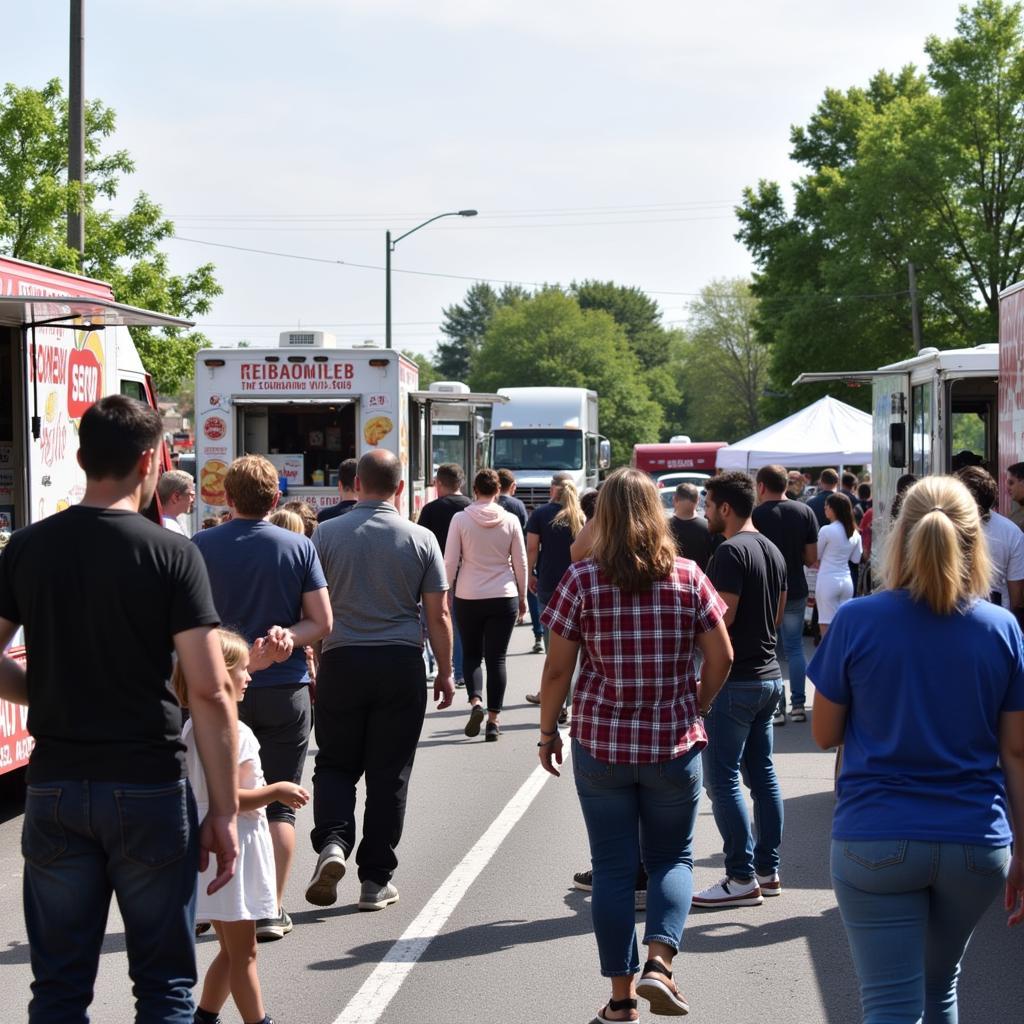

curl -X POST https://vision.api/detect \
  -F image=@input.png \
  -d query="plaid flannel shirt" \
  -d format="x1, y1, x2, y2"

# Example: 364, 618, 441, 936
541, 557, 726, 764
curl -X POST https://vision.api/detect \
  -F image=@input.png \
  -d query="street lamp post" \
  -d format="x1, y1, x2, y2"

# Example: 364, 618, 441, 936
385, 209, 477, 349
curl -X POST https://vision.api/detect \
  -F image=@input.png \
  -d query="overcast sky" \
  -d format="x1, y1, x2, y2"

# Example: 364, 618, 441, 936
6, 1, 968, 355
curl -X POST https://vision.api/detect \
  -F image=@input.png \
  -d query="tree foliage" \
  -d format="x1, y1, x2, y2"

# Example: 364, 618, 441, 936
0, 80, 220, 395
402, 349, 439, 387
434, 281, 528, 380
736, 0, 1024, 414
468, 289, 663, 462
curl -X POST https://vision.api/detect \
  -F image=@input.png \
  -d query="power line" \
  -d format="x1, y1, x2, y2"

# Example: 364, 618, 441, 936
172, 215, 735, 232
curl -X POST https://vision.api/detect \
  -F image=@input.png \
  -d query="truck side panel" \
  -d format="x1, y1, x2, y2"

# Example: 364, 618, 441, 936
999, 286, 1024, 515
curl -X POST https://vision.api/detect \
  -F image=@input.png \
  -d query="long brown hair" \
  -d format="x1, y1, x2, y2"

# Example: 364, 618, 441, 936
881, 476, 991, 615
826, 492, 855, 538
591, 468, 677, 592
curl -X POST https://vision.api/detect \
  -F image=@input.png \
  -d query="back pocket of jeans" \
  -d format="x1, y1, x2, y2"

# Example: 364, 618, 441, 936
965, 844, 1010, 877
843, 839, 908, 870
21, 787, 67, 868
115, 782, 189, 868
572, 742, 613, 781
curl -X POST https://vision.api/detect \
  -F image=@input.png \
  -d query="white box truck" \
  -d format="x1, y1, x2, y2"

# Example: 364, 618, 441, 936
489, 386, 610, 509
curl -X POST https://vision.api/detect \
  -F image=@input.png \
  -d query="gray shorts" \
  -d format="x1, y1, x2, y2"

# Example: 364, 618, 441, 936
237, 684, 312, 825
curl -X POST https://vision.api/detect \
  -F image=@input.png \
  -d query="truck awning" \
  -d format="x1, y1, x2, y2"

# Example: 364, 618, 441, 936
0, 295, 194, 330
792, 370, 904, 386
409, 391, 508, 404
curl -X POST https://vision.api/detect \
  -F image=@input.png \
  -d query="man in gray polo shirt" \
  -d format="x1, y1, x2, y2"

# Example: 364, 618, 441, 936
305, 449, 455, 912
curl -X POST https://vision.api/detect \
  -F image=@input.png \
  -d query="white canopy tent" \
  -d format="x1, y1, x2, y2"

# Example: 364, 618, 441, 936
715, 395, 872, 472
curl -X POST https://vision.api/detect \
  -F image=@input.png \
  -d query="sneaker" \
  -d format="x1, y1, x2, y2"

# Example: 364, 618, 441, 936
525, 692, 541, 705
572, 868, 593, 892
465, 703, 484, 737
455, 677, 466, 688
757, 871, 782, 896
358, 880, 400, 911
255, 907, 293, 942
773, 704, 786, 727
195, 921, 211, 937
485, 720, 500, 741
531, 639, 544, 654
790, 704, 807, 723
305, 842, 347, 907
691, 876, 764, 909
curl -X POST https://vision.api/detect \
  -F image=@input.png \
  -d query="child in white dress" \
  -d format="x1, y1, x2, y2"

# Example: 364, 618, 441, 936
174, 629, 309, 1024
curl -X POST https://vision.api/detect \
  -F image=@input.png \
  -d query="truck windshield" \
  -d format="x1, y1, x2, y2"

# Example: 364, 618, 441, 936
493, 429, 583, 471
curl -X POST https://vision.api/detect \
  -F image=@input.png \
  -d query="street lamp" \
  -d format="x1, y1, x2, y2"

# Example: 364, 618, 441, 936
385, 209, 477, 349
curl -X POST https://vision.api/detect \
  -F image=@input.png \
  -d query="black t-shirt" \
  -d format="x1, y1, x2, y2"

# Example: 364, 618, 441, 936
709, 531, 788, 680
417, 494, 472, 553
806, 490, 831, 528
526, 502, 575, 596
751, 499, 818, 600
317, 499, 358, 523
669, 516, 714, 572
496, 494, 528, 531
0, 507, 219, 783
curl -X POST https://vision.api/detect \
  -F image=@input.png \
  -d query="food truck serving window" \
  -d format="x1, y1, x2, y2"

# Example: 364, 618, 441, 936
911, 382, 933, 476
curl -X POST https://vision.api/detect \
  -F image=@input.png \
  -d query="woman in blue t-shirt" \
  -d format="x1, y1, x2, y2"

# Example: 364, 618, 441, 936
809, 475, 1024, 1024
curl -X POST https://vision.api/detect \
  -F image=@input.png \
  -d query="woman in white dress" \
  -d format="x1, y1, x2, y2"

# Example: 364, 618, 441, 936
816, 493, 862, 638
175, 629, 309, 1024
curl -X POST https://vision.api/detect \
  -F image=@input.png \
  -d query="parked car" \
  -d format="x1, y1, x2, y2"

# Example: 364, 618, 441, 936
657, 472, 710, 515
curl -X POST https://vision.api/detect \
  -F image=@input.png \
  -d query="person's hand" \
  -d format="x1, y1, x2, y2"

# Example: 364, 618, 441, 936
434, 672, 455, 710
518, 599, 527, 623
274, 782, 311, 810
528, 577, 538, 595
1006, 851, 1024, 926
198, 812, 238, 896
248, 636, 274, 673
304, 646, 317, 684
265, 626, 295, 663
538, 731, 564, 778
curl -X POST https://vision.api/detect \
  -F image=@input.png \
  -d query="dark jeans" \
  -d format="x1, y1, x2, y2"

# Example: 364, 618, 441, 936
238, 683, 312, 825
526, 589, 543, 639
454, 595, 518, 712
573, 741, 702, 977
703, 678, 785, 879
22, 778, 199, 1023
311, 645, 427, 884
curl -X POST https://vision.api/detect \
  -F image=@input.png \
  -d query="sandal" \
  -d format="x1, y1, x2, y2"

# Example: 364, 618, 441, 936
636, 960, 689, 1016
592, 997, 638, 1023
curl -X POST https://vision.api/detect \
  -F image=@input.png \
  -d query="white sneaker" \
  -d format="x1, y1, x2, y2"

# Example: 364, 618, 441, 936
691, 876, 764, 909
756, 871, 782, 896
305, 843, 347, 907
358, 880, 400, 911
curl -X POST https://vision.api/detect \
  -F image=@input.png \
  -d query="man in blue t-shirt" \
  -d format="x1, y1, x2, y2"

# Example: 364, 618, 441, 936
194, 454, 332, 941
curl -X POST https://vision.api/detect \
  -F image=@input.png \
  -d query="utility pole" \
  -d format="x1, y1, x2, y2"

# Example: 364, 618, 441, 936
385, 229, 392, 349
67, 0, 85, 256
908, 261, 922, 353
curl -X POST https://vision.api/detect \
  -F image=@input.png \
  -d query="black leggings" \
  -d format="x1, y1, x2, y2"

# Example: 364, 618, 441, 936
454, 596, 518, 712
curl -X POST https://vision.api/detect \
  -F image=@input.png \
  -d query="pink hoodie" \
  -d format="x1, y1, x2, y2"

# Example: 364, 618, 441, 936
445, 500, 528, 601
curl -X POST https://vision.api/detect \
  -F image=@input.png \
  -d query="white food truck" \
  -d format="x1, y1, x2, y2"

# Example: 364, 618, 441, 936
0, 254, 192, 775
489, 386, 610, 509
193, 333, 503, 525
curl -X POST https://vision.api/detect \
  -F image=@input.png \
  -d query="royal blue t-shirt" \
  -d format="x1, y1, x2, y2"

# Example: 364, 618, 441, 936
193, 519, 327, 687
526, 502, 575, 597
808, 589, 1024, 846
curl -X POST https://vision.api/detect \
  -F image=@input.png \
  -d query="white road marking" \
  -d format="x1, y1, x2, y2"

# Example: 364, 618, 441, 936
332, 764, 551, 1024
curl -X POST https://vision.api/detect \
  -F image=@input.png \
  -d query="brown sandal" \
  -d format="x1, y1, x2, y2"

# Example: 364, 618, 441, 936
636, 960, 689, 1016
592, 997, 638, 1022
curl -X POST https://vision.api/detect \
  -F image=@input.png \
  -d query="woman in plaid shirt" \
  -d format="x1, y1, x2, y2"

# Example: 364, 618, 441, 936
537, 468, 734, 1022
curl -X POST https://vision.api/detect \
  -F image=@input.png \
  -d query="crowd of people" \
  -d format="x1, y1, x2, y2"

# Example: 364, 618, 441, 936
0, 395, 1021, 1023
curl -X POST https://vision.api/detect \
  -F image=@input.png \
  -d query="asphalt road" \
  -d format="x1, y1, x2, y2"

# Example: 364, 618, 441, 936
0, 629, 1021, 1023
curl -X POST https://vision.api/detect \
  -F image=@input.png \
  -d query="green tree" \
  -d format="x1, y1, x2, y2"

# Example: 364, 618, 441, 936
469, 289, 662, 461
736, 1, 1024, 414
434, 282, 528, 380
676, 279, 770, 441
0, 79, 220, 395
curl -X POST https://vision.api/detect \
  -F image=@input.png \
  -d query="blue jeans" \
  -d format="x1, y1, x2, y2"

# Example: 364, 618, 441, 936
780, 596, 808, 705
573, 740, 702, 977
831, 839, 1010, 1024
703, 678, 784, 879
527, 589, 543, 639
22, 779, 200, 1023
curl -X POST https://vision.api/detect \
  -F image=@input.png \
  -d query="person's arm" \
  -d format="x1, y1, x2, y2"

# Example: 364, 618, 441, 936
423, 590, 455, 709
510, 523, 528, 617
570, 518, 597, 562
0, 618, 27, 705
526, 531, 540, 594
1000, 710, 1024, 926
695, 618, 733, 714
270, 588, 333, 660
718, 592, 740, 628
812, 690, 848, 749
239, 780, 310, 813
173, 625, 239, 894
776, 589, 788, 628
1009, 579, 1024, 616
849, 530, 863, 566
537, 630, 580, 778
444, 517, 463, 595
803, 543, 817, 568
814, 525, 831, 570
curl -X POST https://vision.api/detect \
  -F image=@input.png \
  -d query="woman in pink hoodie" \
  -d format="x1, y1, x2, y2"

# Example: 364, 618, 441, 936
445, 468, 528, 740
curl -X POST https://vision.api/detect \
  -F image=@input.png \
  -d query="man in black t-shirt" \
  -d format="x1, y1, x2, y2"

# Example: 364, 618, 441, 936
752, 465, 818, 722
417, 463, 471, 682
318, 457, 359, 523
806, 467, 839, 528
669, 482, 713, 571
693, 470, 787, 911
0, 396, 240, 1022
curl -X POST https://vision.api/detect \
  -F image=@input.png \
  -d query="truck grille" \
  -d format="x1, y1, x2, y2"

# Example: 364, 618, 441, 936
517, 486, 550, 511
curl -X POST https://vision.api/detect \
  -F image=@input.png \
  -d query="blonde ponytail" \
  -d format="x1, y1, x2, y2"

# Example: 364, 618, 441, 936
552, 480, 586, 538
881, 476, 990, 614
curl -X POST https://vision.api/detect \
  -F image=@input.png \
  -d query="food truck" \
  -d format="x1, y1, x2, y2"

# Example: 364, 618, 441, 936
0, 254, 192, 774
193, 333, 503, 525
631, 440, 727, 480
